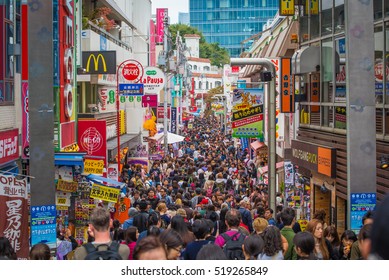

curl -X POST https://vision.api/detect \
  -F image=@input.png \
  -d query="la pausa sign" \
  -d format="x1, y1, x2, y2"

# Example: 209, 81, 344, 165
142, 66, 165, 94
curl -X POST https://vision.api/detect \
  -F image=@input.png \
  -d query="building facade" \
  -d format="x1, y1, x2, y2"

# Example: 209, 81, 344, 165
189, 0, 279, 57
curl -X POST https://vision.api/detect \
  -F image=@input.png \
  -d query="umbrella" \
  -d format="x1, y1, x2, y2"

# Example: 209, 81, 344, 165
150, 131, 185, 144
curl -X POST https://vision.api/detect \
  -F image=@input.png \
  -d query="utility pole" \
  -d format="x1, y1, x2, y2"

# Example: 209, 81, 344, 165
163, 16, 169, 155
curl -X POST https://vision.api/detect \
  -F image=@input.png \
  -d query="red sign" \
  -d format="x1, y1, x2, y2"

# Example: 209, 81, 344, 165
142, 94, 158, 107
0, 129, 19, 166
189, 106, 197, 112
78, 120, 107, 166
231, 66, 240, 73
122, 60, 143, 83
157, 106, 170, 120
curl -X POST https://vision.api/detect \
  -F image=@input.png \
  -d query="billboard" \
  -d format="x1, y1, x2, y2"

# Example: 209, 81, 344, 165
78, 120, 107, 168
81, 51, 117, 74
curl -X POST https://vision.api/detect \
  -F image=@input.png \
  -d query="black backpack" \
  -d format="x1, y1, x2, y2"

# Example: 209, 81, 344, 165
83, 242, 122, 260
221, 231, 246, 260
133, 212, 149, 233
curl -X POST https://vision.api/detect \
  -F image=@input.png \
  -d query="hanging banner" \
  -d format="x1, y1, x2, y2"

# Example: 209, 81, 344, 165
0, 174, 29, 259
232, 88, 264, 138
170, 107, 177, 133
90, 184, 120, 203
156, 8, 168, 44
281, 58, 295, 113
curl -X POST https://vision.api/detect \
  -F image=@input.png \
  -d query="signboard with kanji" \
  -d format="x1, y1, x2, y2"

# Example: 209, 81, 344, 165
84, 159, 104, 175
90, 184, 120, 203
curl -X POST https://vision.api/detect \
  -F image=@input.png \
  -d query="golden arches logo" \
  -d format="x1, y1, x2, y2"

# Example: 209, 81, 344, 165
86, 54, 107, 72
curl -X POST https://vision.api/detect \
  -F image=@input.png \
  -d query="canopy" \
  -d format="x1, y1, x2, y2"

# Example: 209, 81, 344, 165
150, 131, 185, 144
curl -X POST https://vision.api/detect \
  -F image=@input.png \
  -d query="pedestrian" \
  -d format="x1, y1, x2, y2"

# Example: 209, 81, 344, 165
0, 237, 17, 260
73, 207, 130, 260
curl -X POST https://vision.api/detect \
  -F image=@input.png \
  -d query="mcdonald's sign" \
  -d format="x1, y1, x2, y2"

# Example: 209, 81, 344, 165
81, 51, 116, 74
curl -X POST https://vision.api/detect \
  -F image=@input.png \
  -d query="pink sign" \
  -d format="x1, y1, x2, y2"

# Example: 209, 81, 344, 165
21, 82, 29, 159
156, 8, 168, 44
142, 94, 158, 107
149, 20, 156, 66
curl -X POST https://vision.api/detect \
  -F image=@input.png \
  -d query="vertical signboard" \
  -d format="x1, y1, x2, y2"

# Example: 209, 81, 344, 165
21, 4, 29, 159
156, 8, 168, 44
281, 57, 295, 113
171, 107, 177, 134
350, 193, 376, 233
55, 0, 77, 150
0, 129, 19, 166
0, 175, 29, 259
149, 19, 156, 66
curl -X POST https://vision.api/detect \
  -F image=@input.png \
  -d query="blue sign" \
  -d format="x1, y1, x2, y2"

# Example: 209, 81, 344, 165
170, 107, 177, 134
100, 36, 107, 51
338, 38, 346, 55
350, 193, 376, 232
119, 84, 144, 96
237, 80, 247, 89
31, 205, 57, 248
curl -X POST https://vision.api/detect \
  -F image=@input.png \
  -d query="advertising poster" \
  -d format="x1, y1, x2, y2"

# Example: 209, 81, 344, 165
78, 120, 107, 167
231, 88, 264, 138
351, 193, 376, 232
171, 107, 177, 134
30, 205, 57, 248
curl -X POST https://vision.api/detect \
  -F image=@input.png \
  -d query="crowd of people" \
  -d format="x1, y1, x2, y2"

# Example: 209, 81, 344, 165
1, 115, 389, 260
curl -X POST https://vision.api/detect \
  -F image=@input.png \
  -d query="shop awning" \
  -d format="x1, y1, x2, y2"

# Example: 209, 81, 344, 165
292, 46, 340, 76
261, 161, 285, 174
107, 133, 140, 162
55, 152, 87, 166
86, 174, 125, 187
250, 140, 266, 151
0, 162, 19, 175
149, 131, 185, 144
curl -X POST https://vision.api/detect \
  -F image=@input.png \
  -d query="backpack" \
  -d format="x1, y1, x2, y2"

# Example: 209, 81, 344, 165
83, 242, 122, 260
221, 231, 246, 260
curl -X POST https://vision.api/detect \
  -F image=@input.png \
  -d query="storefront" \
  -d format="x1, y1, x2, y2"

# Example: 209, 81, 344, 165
290, 139, 342, 230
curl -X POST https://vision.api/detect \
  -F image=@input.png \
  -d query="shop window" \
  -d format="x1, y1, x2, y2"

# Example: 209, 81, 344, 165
374, 0, 383, 20
309, 6, 320, 40
300, 16, 309, 42
335, 38, 346, 103
321, 0, 333, 36
385, 0, 389, 18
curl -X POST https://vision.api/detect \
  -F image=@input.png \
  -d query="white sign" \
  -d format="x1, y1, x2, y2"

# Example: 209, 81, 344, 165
142, 66, 165, 94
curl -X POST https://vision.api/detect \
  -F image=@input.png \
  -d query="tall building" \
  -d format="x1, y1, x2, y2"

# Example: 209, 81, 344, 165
189, 0, 279, 57
179, 12, 190, 25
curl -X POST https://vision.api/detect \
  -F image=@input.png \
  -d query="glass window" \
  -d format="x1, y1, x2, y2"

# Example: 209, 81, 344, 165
334, 0, 345, 33
375, 24, 384, 104
335, 37, 346, 103
300, 16, 309, 42
385, 0, 389, 18
374, 0, 383, 20
310, 13, 320, 40
6, 23, 14, 79
321, 0, 333, 36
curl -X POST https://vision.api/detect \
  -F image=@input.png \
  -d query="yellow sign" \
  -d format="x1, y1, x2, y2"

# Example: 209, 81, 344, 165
280, 0, 295, 16
57, 179, 78, 192
84, 159, 104, 175
56, 206, 68, 211
305, 0, 319, 15
86, 53, 107, 72
90, 184, 120, 203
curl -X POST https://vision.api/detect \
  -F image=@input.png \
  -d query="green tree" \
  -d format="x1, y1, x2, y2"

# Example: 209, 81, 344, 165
169, 24, 229, 67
